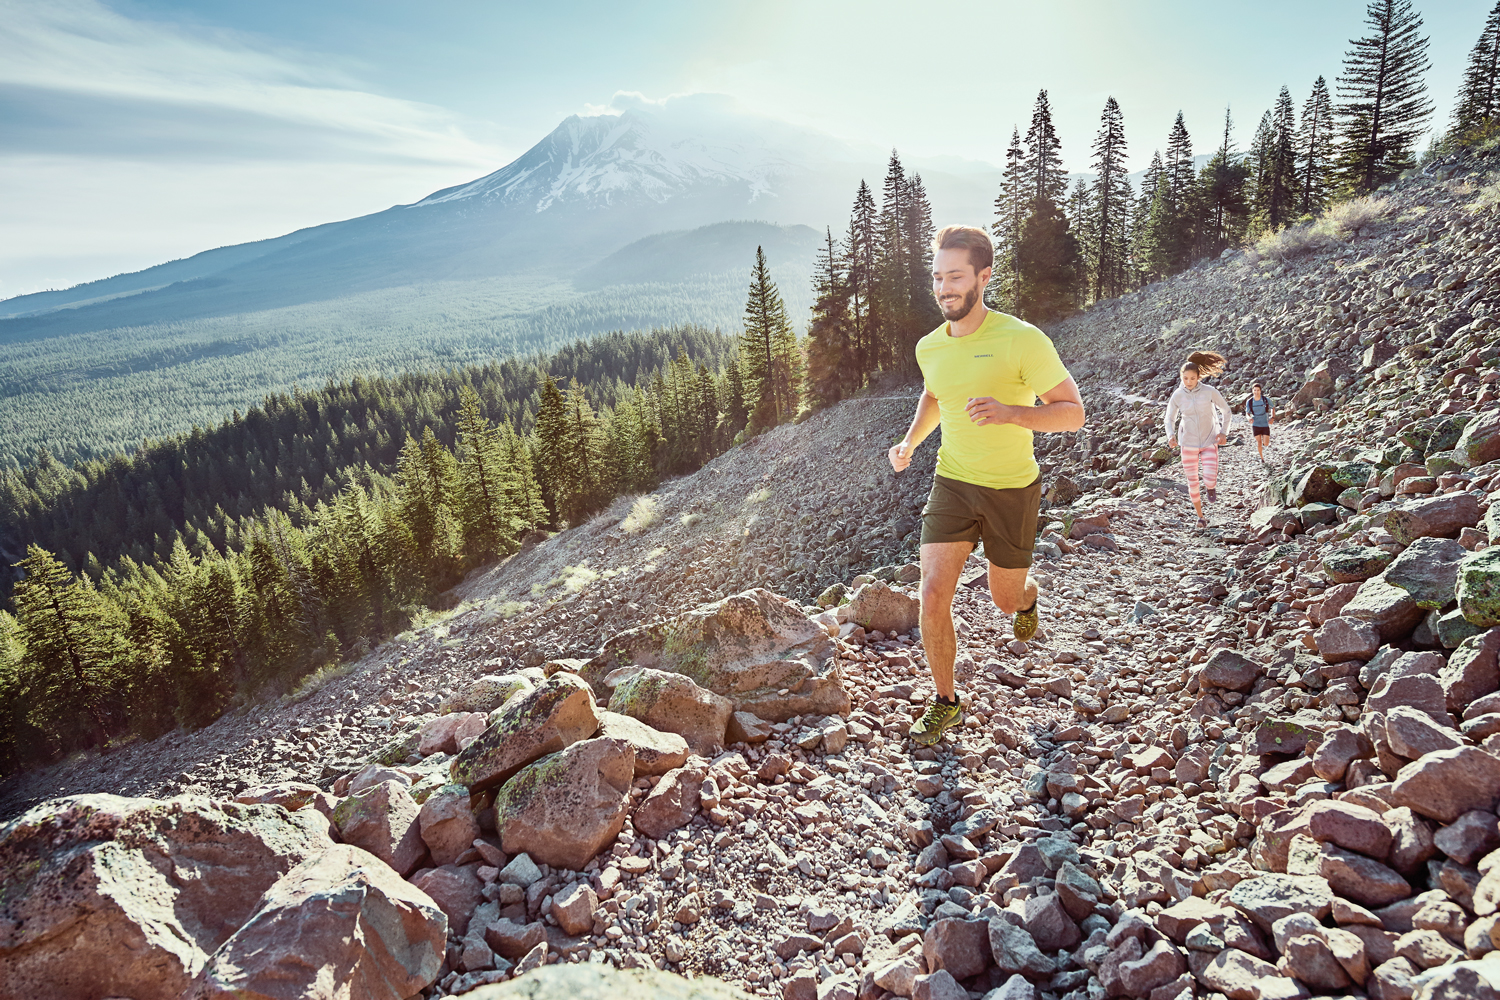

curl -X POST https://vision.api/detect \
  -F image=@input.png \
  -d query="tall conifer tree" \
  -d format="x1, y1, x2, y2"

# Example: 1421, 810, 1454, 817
989, 127, 1026, 312
1297, 77, 1336, 216
1453, 2, 1500, 136
806, 228, 851, 409
1335, 0, 1433, 193
740, 247, 799, 430
1087, 96, 1132, 301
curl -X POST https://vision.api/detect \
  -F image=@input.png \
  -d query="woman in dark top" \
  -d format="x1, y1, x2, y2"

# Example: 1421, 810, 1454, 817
1245, 384, 1274, 464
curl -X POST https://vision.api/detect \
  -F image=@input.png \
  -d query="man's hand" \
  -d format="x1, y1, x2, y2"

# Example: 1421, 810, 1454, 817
889, 440, 913, 472
964, 396, 1017, 427
1167, 438, 1177, 450
1217, 434, 1227, 447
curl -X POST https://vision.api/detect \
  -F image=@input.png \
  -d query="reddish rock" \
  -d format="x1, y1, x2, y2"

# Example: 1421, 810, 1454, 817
418, 783, 481, 867
608, 667, 733, 755
1390, 747, 1500, 822
496, 737, 634, 870
332, 779, 426, 877
0, 794, 333, 1000
1384, 807, 1439, 875
1441, 628, 1500, 713
1342, 577, 1426, 640
1202, 648, 1260, 692
1383, 706, 1463, 759
1156, 897, 1226, 943
484, 918, 547, 959
189, 844, 446, 1000
1196, 948, 1281, 1000
1022, 892, 1079, 951
595, 711, 690, 776
450, 672, 600, 793
922, 917, 991, 981
407, 863, 483, 936
1312, 726, 1371, 782
418, 713, 468, 756
1316, 617, 1382, 663
1282, 933, 1351, 991
1304, 800, 1393, 859
1432, 809, 1500, 865
1310, 842, 1413, 908
632, 765, 705, 839
550, 881, 598, 936
1386, 492, 1482, 546
1116, 939, 1187, 997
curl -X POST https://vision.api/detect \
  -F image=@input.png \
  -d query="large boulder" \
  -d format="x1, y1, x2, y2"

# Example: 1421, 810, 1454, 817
188, 844, 446, 1000
418, 784, 481, 867
459, 964, 751, 998
842, 580, 921, 634
1291, 465, 1343, 506
1456, 409, 1500, 467
608, 668, 732, 754
1201, 648, 1260, 693
495, 737, 634, 870
1459, 548, 1500, 628
1441, 628, 1500, 713
1390, 746, 1500, 822
596, 711, 689, 776
1385, 493, 1483, 547
439, 673, 535, 716
1315, 617, 1382, 664
332, 779, 426, 877
1323, 546, 1394, 584
450, 672, 600, 792
583, 588, 849, 723
0, 794, 333, 1000
1342, 576, 1426, 641
1385, 536, 1468, 609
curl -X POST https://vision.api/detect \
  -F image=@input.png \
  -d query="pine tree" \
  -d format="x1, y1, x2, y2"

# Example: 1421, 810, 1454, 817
10, 545, 119, 747
875, 151, 909, 370
1087, 96, 1132, 300
740, 247, 800, 431
453, 386, 516, 561
1453, 1, 1500, 136
1248, 109, 1277, 231
1066, 179, 1093, 293
1162, 112, 1198, 269
1267, 87, 1300, 230
845, 181, 880, 382
1297, 77, 1336, 216
562, 380, 603, 523
989, 127, 1026, 311
1016, 199, 1080, 323
1130, 150, 1165, 282
806, 227, 851, 409
902, 172, 941, 337
1022, 90, 1068, 207
1199, 107, 1252, 253
533, 376, 572, 525
1335, 0, 1433, 194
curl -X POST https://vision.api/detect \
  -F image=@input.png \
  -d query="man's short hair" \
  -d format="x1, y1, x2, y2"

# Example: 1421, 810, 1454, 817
932, 226, 994, 275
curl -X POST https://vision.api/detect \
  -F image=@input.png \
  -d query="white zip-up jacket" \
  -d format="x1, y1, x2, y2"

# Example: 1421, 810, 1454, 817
1165, 383, 1232, 449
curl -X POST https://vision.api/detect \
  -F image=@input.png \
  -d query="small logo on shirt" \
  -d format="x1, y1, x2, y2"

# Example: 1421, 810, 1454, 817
973, 354, 993, 358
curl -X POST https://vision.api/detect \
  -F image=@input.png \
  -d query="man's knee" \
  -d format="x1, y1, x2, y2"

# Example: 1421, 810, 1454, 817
919, 583, 952, 612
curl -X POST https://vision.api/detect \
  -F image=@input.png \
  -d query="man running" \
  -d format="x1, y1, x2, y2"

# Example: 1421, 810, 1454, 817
1245, 383, 1274, 463
888, 226, 1085, 747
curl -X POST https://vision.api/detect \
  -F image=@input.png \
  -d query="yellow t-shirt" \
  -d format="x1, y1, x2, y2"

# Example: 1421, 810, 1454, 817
914, 310, 1071, 490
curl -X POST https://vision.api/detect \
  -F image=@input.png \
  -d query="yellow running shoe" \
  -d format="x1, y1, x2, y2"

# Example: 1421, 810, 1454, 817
909, 697, 962, 747
1014, 600, 1040, 642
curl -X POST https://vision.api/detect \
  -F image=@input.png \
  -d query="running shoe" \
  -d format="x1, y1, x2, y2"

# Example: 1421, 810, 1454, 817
1013, 599, 1040, 642
1197, 517, 1208, 529
1206, 488, 1217, 504
909, 697, 963, 746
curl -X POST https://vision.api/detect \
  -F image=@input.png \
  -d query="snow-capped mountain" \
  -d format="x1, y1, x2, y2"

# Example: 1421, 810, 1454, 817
0, 95, 1002, 331
416, 94, 862, 214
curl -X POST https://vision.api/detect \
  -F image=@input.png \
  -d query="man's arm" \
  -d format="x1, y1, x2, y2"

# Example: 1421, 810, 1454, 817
962, 377, 1085, 432
889, 388, 941, 472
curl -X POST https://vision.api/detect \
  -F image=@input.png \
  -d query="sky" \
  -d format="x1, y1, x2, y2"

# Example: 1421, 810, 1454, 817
2, 0, 1492, 298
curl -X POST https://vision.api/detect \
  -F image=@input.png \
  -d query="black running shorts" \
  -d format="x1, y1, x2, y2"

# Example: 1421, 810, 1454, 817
920, 474, 1042, 569
1253, 426, 1270, 437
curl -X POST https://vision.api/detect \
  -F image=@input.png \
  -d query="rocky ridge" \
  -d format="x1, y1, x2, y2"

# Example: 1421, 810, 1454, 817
2, 153, 1500, 1000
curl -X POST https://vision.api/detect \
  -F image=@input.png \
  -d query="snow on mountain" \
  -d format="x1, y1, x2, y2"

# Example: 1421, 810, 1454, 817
417, 94, 860, 214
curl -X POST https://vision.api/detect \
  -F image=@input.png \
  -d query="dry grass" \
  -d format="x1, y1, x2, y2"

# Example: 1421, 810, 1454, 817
619, 495, 658, 535
1245, 195, 1392, 262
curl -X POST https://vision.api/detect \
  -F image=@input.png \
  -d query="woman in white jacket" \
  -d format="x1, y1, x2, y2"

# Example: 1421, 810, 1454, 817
1165, 351, 1233, 528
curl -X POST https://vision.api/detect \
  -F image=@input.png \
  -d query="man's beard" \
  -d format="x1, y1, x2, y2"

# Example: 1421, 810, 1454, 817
937, 286, 980, 321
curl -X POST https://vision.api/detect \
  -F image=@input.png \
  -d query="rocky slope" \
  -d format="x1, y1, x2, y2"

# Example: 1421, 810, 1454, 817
4, 150, 1500, 1000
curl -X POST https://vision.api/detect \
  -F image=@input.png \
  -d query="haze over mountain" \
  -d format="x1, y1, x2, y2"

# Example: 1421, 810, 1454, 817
0, 95, 1001, 332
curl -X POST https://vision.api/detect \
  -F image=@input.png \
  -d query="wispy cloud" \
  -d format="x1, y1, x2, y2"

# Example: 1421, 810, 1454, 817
0, 0, 502, 167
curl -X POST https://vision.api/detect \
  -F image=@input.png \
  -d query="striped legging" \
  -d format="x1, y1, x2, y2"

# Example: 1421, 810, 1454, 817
1182, 445, 1219, 503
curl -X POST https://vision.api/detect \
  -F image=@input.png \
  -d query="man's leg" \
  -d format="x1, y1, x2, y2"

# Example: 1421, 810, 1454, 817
987, 565, 1038, 615
918, 541, 970, 700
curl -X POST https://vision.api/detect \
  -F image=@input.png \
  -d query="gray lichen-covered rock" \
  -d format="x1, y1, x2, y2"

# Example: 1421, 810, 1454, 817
440, 673, 535, 716
607, 668, 732, 754
1322, 545, 1395, 584
841, 579, 921, 634
461, 964, 752, 998
1385, 536, 1468, 609
494, 736, 634, 870
187, 844, 446, 1000
331, 779, 426, 877
595, 711, 690, 776
583, 588, 849, 723
450, 672, 600, 792
0, 794, 334, 1000
1459, 548, 1500, 628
